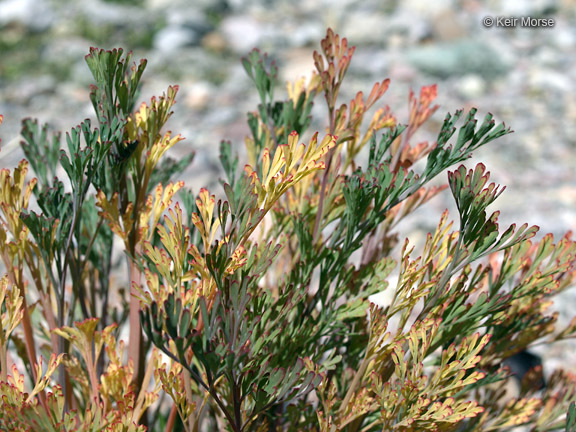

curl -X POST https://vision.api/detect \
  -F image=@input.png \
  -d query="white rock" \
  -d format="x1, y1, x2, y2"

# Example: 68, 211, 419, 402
0, 0, 53, 30
457, 74, 487, 99
341, 11, 389, 45
551, 25, 576, 50
154, 27, 196, 52
220, 15, 270, 53
147, 0, 218, 9
285, 21, 324, 48
82, 0, 147, 26
529, 68, 572, 93
182, 81, 216, 109
399, 0, 454, 14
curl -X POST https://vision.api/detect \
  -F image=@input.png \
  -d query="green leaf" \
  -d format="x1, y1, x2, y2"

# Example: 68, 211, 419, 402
219, 140, 239, 190
148, 153, 195, 193
85, 47, 147, 121
20, 119, 61, 188
566, 402, 576, 432
424, 109, 512, 182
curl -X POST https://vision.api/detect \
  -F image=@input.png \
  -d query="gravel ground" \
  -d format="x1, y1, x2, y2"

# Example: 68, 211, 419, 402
0, 0, 575, 374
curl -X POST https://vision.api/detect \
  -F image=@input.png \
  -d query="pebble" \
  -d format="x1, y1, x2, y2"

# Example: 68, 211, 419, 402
456, 74, 487, 98
341, 11, 390, 45
406, 39, 509, 78
220, 14, 271, 53
154, 26, 197, 51
0, 0, 53, 31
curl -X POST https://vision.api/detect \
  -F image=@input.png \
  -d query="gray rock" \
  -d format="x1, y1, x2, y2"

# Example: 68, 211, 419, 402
284, 21, 324, 48
154, 27, 197, 52
528, 67, 572, 93
146, 47, 228, 83
405, 39, 510, 78
164, 8, 214, 37
220, 15, 274, 53
399, 0, 454, 13
147, 0, 225, 11
491, 0, 557, 14
0, 0, 54, 31
341, 11, 390, 45
81, 0, 148, 27
551, 25, 576, 50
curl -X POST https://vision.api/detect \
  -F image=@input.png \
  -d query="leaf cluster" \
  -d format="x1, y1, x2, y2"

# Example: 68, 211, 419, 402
1, 29, 576, 432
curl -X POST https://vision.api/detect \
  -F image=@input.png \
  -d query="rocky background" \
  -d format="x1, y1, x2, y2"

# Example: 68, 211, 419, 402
0, 0, 575, 373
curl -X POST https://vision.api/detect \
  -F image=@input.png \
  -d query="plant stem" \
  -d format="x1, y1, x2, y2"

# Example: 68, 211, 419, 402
165, 405, 178, 432
129, 249, 144, 385
340, 345, 371, 412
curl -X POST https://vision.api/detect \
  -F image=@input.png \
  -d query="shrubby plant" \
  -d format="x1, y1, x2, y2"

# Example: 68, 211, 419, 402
1, 28, 576, 431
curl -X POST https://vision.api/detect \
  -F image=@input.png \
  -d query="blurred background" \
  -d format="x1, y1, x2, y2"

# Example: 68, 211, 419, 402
0, 0, 575, 369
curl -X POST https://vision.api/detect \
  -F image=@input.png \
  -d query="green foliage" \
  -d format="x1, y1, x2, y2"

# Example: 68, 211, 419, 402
1, 29, 576, 432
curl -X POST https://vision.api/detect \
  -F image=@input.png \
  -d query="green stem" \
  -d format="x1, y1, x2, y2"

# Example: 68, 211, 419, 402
232, 375, 243, 432
0, 335, 7, 384
57, 193, 82, 414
